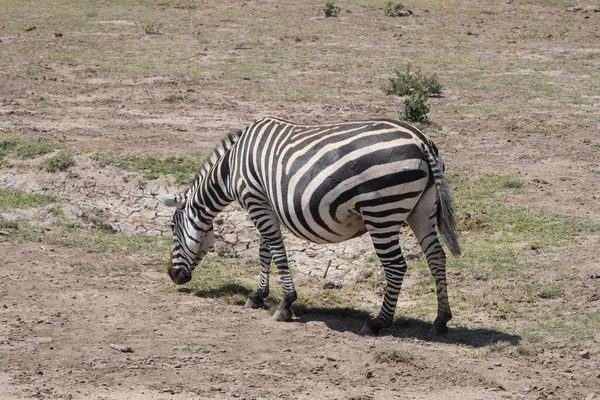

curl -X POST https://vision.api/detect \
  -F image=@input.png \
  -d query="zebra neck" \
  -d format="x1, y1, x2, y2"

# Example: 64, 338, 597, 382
190, 152, 235, 224
185, 129, 242, 224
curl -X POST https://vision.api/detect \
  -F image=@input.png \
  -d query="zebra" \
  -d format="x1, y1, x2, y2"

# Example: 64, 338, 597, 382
156, 117, 460, 335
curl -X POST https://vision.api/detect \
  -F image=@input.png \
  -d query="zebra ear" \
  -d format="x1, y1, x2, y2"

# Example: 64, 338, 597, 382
155, 193, 183, 208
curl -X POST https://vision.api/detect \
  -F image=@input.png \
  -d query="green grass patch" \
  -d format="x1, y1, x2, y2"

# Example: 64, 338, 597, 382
39, 151, 75, 172
450, 172, 599, 249
434, 170, 600, 348
6, 218, 168, 257
536, 282, 564, 299
0, 137, 55, 166
0, 216, 19, 230
0, 187, 56, 210
93, 152, 207, 185
519, 310, 600, 344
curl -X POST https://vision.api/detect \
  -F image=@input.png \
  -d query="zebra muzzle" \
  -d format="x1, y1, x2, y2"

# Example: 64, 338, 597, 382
168, 267, 192, 285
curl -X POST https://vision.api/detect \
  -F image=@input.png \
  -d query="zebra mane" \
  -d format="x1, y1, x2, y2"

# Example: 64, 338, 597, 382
192, 129, 243, 185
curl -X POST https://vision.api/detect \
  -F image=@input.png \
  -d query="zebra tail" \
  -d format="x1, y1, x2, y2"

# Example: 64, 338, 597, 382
422, 144, 461, 256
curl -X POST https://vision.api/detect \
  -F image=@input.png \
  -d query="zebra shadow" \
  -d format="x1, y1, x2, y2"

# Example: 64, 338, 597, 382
293, 306, 521, 348
182, 286, 521, 348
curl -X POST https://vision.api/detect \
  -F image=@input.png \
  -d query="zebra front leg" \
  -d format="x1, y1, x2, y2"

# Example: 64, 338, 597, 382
246, 208, 296, 321
245, 238, 271, 309
360, 229, 407, 336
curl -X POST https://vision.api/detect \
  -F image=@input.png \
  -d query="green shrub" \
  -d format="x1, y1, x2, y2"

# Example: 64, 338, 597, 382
383, 1, 406, 17
402, 89, 430, 122
143, 23, 161, 35
382, 65, 442, 97
323, 0, 341, 17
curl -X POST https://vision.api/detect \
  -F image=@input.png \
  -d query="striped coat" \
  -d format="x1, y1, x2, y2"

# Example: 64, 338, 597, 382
157, 118, 460, 335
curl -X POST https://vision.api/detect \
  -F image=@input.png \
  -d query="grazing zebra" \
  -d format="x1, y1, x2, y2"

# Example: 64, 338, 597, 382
156, 117, 460, 335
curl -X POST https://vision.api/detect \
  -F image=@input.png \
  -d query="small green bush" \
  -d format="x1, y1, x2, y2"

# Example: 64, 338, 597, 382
402, 89, 430, 123
383, 1, 406, 17
382, 65, 442, 97
323, 0, 341, 17
143, 23, 161, 35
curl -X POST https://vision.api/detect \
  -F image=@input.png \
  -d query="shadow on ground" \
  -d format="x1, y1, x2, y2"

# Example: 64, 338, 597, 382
183, 284, 521, 348
295, 306, 521, 348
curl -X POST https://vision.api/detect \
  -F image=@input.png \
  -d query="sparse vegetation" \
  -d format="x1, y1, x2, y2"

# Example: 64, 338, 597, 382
382, 1, 411, 17
143, 23, 162, 35
537, 282, 564, 299
163, 94, 184, 102
0, 137, 55, 166
93, 152, 207, 185
373, 347, 414, 363
0, 187, 56, 210
322, 0, 341, 17
402, 89, 431, 122
39, 151, 75, 172
382, 65, 442, 97
382, 66, 442, 122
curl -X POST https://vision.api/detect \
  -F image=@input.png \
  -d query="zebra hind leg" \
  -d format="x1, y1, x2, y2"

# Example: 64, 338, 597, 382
245, 239, 271, 309
359, 228, 408, 336
407, 186, 452, 335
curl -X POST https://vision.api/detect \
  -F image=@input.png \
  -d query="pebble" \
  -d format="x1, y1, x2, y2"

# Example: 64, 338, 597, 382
579, 350, 591, 359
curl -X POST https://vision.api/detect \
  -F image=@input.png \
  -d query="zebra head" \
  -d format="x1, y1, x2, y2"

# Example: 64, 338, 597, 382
155, 193, 215, 285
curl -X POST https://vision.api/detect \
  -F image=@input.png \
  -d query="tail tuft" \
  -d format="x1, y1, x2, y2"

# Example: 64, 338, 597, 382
423, 145, 461, 256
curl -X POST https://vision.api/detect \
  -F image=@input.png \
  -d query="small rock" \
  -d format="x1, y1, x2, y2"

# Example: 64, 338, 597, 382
579, 350, 591, 359
365, 370, 373, 379
109, 343, 134, 353
323, 282, 342, 289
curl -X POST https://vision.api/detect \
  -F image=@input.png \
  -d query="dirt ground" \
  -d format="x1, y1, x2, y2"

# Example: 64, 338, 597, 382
1, 1, 600, 399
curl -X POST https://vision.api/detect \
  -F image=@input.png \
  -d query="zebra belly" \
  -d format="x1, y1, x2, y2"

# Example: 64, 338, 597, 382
275, 160, 429, 244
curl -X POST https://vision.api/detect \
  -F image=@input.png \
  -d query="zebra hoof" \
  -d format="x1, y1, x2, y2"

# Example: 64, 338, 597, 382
272, 308, 293, 322
429, 317, 449, 335
244, 298, 263, 309
358, 323, 379, 336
